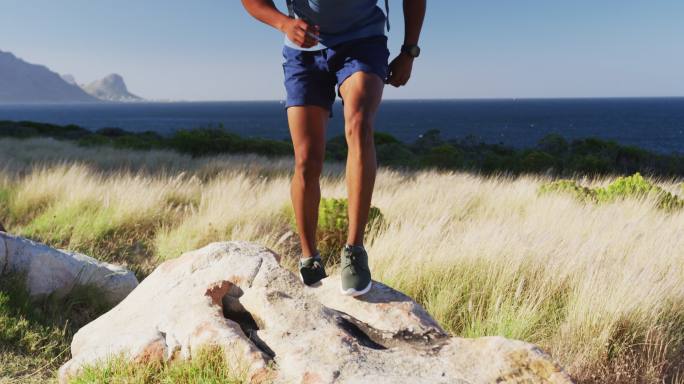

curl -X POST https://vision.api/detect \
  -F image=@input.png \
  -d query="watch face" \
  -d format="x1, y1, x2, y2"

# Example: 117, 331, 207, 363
403, 45, 420, 57
410, 46, 421, 57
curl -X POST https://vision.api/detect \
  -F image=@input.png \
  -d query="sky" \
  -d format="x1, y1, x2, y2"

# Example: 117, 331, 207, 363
1, 0, 683, 101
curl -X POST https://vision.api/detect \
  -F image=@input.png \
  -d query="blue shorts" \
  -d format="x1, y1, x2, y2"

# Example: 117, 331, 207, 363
282, 35, 390, 116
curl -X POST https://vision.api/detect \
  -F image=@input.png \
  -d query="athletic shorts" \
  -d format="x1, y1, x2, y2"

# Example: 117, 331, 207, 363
282, 35, 390, 116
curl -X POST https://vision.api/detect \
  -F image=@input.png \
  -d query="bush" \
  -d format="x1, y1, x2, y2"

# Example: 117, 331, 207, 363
595, 173, 684, 211
168, 128, 292, 158
539, 179, 597, 203
540, 173, 684, 211
537, 133, 568, 156
0, 120, 90, 140
568, 154, 612, 174
376, 142, 417, 168
284, 197, 385, 265
419, 144, 462, 170
520, 150, 556, 173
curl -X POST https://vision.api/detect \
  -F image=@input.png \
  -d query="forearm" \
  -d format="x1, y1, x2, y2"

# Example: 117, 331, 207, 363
402, 0, 426, 46
241, 0, 291, 33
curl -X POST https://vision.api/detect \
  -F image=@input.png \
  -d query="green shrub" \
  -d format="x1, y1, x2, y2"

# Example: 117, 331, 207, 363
376, 142, 417, 168
568, 154, 612, 174
537, 133, 568, 156
520, 150, 556, 173
419, 144, 462, 170
168, 128, 292, 158
283, 197, 385, 265
595, 173, 684, 211
112, 132, 164, 151
77, 134, 112, 147
539, 179, 596, 203
540, 173, 684, 211
0, 120, 90, 140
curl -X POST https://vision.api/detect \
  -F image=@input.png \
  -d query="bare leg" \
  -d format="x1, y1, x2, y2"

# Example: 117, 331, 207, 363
287, 105, 329, 258
338, 72, 385, 247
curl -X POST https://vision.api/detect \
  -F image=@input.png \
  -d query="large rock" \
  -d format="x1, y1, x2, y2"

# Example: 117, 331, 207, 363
0, 232, 138, 304
59, 241, 573, 384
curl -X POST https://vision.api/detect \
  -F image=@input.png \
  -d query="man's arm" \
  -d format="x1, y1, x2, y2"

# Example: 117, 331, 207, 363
387, 0, 426, 87
240, 0, 319, 48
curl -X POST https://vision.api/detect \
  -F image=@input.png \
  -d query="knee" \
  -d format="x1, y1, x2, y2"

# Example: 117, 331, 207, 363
294, 150, 324, 182
345, 111, 374, 147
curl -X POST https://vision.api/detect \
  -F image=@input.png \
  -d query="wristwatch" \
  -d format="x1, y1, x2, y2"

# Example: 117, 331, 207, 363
401, 44, 421, 58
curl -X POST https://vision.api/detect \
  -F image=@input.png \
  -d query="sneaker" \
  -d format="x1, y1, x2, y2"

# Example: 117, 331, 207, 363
340, 244, 372, 296
299, 253, 327, 286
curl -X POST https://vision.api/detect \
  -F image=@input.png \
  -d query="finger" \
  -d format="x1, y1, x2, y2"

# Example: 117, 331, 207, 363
295, 30, 307, 44
303, 34, 317, 47
305, 24, 320, 36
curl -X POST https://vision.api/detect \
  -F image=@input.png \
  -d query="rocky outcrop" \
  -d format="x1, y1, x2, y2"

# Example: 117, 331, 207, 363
83, 74, 143, 102
0, 232, 138, 303
58, 241, 572, 384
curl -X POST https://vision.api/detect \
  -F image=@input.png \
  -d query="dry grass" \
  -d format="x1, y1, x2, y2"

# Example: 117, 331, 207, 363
1, 138, 684, 383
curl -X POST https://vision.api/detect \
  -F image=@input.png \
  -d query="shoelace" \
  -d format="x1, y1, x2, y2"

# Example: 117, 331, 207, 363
300, 256, 323, 270
342, 251, 365, 276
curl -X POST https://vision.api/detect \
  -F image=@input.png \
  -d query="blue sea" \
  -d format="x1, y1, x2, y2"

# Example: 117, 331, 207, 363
0, 98, 683, 154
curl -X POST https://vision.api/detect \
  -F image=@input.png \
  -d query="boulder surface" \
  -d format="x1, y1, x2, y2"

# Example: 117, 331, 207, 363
0, 232, 138, 303
59, 241, 573, 384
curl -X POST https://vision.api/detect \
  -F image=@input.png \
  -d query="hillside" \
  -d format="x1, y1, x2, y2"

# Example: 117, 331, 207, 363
0, 50, 99, 103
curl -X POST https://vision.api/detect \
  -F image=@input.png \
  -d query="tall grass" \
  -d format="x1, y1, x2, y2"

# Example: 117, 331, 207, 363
1, 138, 684, 383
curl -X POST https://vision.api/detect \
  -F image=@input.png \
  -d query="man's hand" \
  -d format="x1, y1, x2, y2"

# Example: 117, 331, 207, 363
282, 18, 320, 48
240, 0, 319, 48
387, 53, 414, 87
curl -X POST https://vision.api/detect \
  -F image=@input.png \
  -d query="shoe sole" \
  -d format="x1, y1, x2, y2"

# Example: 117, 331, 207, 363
340, 280, 372, 297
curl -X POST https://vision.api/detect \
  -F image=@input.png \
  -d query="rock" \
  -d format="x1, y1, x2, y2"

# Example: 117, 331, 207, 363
83, 74, 143, 102
59, 241, 573, 384
0, 232, 138, 304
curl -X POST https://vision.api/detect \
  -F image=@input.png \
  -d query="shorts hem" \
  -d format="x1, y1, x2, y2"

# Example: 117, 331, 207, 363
336, 68, 388, 100
284, 100, 334, 117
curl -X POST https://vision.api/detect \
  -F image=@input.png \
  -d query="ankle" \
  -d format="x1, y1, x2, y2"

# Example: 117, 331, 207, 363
345, 243, 365, 251
301, 250, 321, 260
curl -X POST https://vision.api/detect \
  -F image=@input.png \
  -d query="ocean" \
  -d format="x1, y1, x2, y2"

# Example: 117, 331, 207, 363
0, 98, 683, 154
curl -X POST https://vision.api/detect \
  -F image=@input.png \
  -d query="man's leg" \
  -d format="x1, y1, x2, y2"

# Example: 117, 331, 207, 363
338, 72, 385, 247
287, 105, 329, 258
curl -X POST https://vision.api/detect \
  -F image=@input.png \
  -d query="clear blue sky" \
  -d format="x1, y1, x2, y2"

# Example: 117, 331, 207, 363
2, 0, 683, 101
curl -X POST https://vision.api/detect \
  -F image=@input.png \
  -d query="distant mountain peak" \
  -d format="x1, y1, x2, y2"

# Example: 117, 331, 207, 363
83, 74, 143, 102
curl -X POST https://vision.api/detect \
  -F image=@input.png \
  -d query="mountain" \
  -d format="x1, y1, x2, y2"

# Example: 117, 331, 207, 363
83, 74, 143, 102
0, 50, 99, 103
61, 74, 78, 86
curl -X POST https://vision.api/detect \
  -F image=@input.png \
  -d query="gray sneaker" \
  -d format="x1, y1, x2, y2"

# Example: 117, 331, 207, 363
340, 244, 372, 296
299, 253, 327, 286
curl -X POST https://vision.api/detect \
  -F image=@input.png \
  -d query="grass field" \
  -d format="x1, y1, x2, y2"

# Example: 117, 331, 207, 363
1, 137, 684, 383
